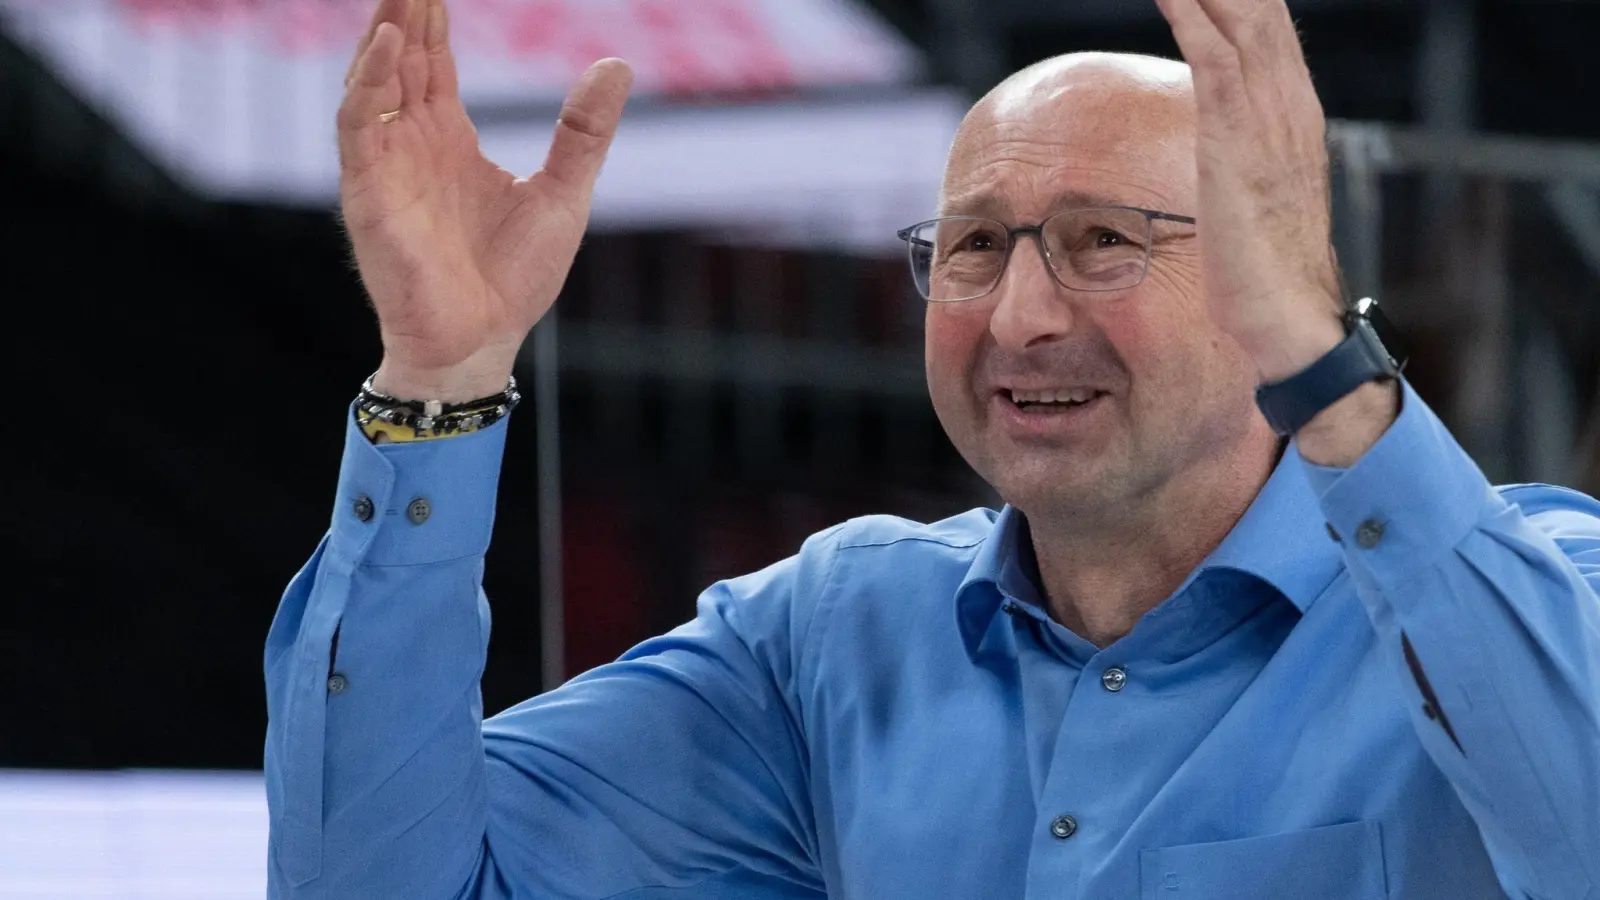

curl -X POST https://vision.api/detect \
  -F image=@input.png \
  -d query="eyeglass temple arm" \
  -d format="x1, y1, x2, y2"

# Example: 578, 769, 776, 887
896, 228, 935, 249
1146, 210, 1196, 225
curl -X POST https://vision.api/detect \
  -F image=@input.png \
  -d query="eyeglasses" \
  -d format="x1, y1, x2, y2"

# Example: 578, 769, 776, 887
897, 206, 1197, 303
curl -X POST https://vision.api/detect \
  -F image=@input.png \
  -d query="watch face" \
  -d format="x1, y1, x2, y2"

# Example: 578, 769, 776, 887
1353, 298, 1408, 372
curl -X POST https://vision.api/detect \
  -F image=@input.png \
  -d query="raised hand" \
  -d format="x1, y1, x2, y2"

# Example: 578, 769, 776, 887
338, 0, 633, 400
1152, 0, 1346, 383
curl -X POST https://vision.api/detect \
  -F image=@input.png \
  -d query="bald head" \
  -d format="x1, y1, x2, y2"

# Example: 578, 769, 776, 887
972, 52, 1190, 113
942, 53, 1198, 216
977, 53, 1193, 123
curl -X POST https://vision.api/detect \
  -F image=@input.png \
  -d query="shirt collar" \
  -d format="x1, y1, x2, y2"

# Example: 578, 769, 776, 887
953, 441, 1345, 661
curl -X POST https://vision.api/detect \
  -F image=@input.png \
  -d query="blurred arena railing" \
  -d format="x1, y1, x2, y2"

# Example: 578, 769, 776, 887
1330, 120, 1600, 493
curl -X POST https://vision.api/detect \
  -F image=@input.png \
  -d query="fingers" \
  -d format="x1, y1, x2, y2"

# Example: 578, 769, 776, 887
1154, 0, 1228, 60
346, 0, 403, 88
1181, 0, 1325, 141
424, 0, 459, 102
1153, 0, 1244, 116
1163, 0, 1312, 94
337, 21, 405, 173
1193, 0, 1306, 69
1189, 0, 1265, 47
543, 59, 635, 196
397, 0, 431, 110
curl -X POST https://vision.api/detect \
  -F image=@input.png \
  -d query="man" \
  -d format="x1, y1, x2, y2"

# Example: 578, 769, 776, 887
264, 0, 1600, 896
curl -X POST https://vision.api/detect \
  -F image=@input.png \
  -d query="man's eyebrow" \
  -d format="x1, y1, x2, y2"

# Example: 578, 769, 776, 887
938, 189, 1146, 219
938, 193, 1005, 218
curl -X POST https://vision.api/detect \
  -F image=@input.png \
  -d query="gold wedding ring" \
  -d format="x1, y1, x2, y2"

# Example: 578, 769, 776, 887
378, 109, 402, 124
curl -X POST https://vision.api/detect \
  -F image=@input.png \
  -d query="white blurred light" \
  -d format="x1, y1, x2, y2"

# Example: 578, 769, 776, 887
0, 770, 268, 900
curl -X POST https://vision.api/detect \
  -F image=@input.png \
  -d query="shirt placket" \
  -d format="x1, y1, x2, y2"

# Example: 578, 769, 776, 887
1019, 637, 1137, 900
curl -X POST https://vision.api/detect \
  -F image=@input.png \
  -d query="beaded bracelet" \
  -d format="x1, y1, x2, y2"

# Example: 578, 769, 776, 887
356, 373, 521, 442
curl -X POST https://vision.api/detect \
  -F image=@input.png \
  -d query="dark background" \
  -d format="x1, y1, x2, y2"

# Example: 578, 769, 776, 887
4, 0, 1598, 770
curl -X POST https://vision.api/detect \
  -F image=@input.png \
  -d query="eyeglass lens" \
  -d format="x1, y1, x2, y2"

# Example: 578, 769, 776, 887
908, 208, 1155, 302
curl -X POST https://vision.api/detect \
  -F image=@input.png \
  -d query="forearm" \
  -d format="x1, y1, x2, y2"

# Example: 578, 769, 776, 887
1304, 382, 1600, 899
264, 410, 509, 898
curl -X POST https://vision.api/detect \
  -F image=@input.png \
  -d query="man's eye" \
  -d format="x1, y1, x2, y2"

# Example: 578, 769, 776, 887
959, 232, 1002, 253
1094, 230, 1128, 247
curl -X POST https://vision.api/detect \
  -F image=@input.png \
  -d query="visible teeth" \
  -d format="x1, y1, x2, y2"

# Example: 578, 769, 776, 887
1011, 389, 1097, 405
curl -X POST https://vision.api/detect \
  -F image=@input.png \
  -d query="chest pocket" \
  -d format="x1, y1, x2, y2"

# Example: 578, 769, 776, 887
1140, 821, 1387, 900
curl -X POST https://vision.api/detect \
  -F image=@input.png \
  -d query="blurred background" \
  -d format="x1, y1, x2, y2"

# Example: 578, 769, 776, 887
2, 0, 1598, 895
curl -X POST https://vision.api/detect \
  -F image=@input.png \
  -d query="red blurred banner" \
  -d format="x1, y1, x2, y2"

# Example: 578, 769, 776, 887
94, 0, 873, 95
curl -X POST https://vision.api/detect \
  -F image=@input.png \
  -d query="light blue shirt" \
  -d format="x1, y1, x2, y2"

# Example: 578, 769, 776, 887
265, 381, 1600, 899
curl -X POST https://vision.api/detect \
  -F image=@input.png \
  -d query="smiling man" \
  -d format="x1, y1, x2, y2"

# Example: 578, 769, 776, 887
264, 0, 1600, 898
919, 53, 1280, 647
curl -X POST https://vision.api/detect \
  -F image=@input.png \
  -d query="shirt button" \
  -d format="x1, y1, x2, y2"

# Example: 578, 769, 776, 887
1049, 814, 1078, 840
353, 495, 374, 522
327, 673, 349, 695
1101, 667, 1128, 692
1356, 519, 1385, 549
407, 497, 432, 525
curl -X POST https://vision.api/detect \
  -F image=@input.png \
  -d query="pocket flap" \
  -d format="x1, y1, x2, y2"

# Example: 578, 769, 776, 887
1141, 820, 1386, 900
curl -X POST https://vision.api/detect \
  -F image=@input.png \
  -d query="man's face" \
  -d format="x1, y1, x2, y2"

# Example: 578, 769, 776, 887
925, 57, 1269, 521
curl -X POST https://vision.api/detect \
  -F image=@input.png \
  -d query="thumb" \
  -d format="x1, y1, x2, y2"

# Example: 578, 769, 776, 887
542, 58, 634, 196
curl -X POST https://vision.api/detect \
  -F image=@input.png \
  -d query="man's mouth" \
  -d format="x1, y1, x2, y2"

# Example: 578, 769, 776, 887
1003, 388, 1108, 410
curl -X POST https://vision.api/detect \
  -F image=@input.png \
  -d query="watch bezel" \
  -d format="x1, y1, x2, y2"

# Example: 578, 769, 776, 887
1346, 297, 1407, 375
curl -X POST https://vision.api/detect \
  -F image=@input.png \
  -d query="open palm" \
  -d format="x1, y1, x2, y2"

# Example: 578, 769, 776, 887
338, 0, 632, 399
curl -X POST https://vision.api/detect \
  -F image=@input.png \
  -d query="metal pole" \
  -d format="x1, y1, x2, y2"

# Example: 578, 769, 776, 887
1328, 122, 1389, 302
1326, 121, 1600, 185
929, 0, 1006, 99
1515, 312, 1579, 485
1417, 0, 1477, 219
734, 249, 785, 474
1453, 180, 1513, 481
1579, 388, 1600, 497
533, 313, 565, 692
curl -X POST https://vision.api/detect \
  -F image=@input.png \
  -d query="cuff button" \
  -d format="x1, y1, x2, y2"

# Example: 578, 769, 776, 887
407, 497, 432, 525
1356, 519, 1386, 549
1049, 814, 1078, 840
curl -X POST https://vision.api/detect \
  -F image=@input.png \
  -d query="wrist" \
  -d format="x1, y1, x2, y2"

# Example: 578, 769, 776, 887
1245, 314, 1346, 385
1294, 379, 1401, 467
372, 346, 519, 403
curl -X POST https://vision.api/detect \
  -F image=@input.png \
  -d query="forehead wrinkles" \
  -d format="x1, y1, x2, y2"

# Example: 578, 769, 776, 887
941, 55, 1196, 213
942, 135, 1183, 218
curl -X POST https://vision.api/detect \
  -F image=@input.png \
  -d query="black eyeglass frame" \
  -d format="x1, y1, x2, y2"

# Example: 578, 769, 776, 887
896, 205, 1198, 303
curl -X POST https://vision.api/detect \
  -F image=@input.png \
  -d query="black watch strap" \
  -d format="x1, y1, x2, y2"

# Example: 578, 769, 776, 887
1254, 298, 1405, 436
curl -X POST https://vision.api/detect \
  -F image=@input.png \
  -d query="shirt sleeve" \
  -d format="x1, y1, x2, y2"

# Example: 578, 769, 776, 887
263, 408, 833, 900
1298, 380, 1600, 900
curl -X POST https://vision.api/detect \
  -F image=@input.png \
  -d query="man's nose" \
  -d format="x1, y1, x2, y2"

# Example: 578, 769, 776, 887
988, 238, 1076, 352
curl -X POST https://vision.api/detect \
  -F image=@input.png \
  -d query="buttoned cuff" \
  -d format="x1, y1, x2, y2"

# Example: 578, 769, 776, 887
1299, 379, 1505, 602
327, 403, 509, 567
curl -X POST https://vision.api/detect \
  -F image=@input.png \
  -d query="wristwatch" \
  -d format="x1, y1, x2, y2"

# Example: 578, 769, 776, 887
1254, 297, 1407, 436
